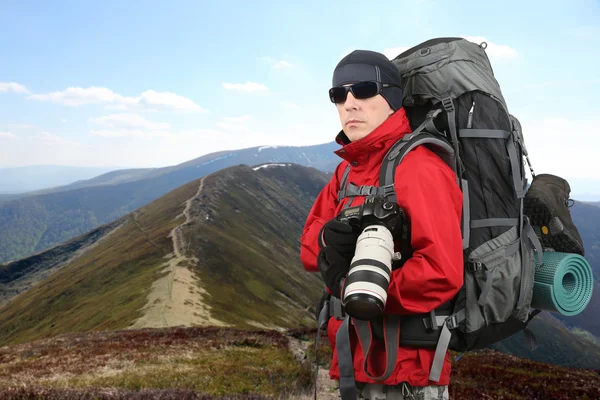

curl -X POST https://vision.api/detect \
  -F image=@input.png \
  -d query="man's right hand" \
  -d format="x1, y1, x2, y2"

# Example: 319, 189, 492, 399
317, 246, 350, 298
319, 218, 360, 261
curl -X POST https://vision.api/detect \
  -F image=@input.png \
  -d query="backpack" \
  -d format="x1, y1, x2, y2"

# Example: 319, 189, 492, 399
326, 38, 545, 397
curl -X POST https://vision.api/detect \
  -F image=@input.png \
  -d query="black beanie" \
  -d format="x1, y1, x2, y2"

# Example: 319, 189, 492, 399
332, 50, 404, 111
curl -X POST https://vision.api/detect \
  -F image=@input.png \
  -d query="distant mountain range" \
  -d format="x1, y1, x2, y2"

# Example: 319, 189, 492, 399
0, 142, 338, 263
0, 165, 119, 195
1, 141, 598, 264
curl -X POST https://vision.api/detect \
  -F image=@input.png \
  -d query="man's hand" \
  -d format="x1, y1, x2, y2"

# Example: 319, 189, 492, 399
318, 246, 350, 298
319, 218, 359, 261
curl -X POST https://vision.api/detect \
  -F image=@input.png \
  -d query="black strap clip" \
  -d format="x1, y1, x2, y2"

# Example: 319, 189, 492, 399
446, 314, 460, 330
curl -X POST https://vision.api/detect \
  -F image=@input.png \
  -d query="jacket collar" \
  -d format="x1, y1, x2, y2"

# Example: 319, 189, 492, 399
334, 108, 411, 164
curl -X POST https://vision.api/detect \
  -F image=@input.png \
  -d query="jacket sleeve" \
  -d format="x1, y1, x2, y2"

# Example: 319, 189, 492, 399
384, 147, 464, 315
299, 163, 344, 272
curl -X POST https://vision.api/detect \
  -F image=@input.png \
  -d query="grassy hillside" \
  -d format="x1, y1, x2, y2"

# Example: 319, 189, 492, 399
180, 164, 325, 329
0, 217, 125, 306
0, 177, 177, 263
0, 164, 327, 347
0, 177, 201, 346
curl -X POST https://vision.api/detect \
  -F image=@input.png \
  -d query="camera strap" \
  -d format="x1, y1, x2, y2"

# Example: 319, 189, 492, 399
335, 315, 401, 400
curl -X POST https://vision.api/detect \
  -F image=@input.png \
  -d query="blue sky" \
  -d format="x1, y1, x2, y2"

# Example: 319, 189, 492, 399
1, 0, 599, 184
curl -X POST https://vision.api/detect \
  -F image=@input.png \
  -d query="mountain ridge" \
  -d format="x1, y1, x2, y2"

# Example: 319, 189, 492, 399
0, 142, 339, 263
0, 163, 327, 347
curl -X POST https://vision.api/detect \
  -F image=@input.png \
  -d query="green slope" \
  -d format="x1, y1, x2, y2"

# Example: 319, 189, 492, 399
0, 164, 327, 346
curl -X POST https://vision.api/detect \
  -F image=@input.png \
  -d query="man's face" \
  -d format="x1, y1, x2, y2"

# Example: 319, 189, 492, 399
336, 84, 394, 142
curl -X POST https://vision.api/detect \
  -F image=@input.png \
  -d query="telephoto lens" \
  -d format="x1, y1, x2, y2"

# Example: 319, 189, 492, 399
342, 223, 396, 320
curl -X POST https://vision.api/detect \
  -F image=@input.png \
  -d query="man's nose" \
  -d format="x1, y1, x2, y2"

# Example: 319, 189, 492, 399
344, 91, 359, 110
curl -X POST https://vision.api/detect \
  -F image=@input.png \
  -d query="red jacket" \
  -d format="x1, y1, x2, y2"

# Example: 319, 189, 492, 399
299, 108, 464, 387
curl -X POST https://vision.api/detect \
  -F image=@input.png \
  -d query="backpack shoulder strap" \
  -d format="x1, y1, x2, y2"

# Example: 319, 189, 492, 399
379, 123, 469, 249
337, 163, 352, 202
380, 132, 457, 200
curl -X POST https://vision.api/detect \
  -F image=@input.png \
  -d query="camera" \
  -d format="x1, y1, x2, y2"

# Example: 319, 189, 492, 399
337, 196, 405, 320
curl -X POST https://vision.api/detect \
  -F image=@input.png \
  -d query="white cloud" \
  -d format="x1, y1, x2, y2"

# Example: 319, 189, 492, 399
216, 122, 251, 132
137, 90, 208, 113
261, 57, 293, 69
383, 47, 410, 60
29, 87, 136, 107
0, 106, 341, 168
3, 124, 34, 129
92, 113, 170, 130
462, 36, 518, 60
28, 86, 207, 113
90, 129, 172, 138
223, 115, 254, 123
0, 82, 29, 94
0, 132, 17, 139
179, 129, 221, 136
273, 60, 292, 69
281, 101, 299, 110
222, 82, 269, 92
37, 132, 80, 146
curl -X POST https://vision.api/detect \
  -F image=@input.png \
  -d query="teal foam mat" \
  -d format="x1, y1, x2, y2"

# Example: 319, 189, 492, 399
531, 252, 594, 316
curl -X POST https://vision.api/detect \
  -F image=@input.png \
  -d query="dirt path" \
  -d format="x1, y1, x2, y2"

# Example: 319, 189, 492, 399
129, 179, 230, 329
286, 335, 341, 400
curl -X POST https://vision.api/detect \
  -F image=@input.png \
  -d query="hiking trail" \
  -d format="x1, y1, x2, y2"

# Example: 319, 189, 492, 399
286, 334, 340, 400
129, 178, 230, 329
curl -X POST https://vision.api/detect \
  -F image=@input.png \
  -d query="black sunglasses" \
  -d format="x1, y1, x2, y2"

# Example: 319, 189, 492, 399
329, 81, 398, 104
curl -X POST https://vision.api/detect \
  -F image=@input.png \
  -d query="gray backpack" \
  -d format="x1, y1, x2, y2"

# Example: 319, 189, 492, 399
329, 38, 545, 399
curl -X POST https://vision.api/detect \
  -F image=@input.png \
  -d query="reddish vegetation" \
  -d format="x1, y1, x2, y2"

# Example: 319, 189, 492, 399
0, 387, 270, 400
1, 326, 599, 399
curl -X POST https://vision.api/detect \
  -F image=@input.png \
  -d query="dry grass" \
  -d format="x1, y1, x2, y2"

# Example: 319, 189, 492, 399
0, 326, 314, 399
1, 325, 600, 399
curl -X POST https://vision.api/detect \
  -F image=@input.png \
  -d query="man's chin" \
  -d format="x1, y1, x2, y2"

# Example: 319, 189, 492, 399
346, 128, 370, 142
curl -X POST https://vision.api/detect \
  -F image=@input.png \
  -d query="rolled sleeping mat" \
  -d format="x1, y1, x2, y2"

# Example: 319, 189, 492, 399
531, 252, 594, 316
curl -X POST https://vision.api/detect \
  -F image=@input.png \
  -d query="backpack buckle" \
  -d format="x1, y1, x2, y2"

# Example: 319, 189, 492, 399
442, 97, 454, 112
446, 314, 460, 329
467, 261, 484, 272
359, 186, 377, 196
382, 184, 396, 197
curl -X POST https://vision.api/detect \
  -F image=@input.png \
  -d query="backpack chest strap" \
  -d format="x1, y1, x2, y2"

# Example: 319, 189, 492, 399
337, 163, 395, 203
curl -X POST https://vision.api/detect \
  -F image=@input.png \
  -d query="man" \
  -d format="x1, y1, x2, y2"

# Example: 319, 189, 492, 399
299, 50, 464, 399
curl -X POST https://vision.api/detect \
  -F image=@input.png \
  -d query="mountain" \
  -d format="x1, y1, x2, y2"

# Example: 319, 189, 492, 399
0, 165, 118, 195
0, 163, 327, 347
0, 142, 339, 263
8, 143, 339, 198
1, 162, 600, 373
492, 311, 600, 370
0, 193, 20, 204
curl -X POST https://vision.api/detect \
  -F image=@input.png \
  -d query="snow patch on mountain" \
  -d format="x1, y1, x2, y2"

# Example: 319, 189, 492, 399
252, 163, 292, 171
